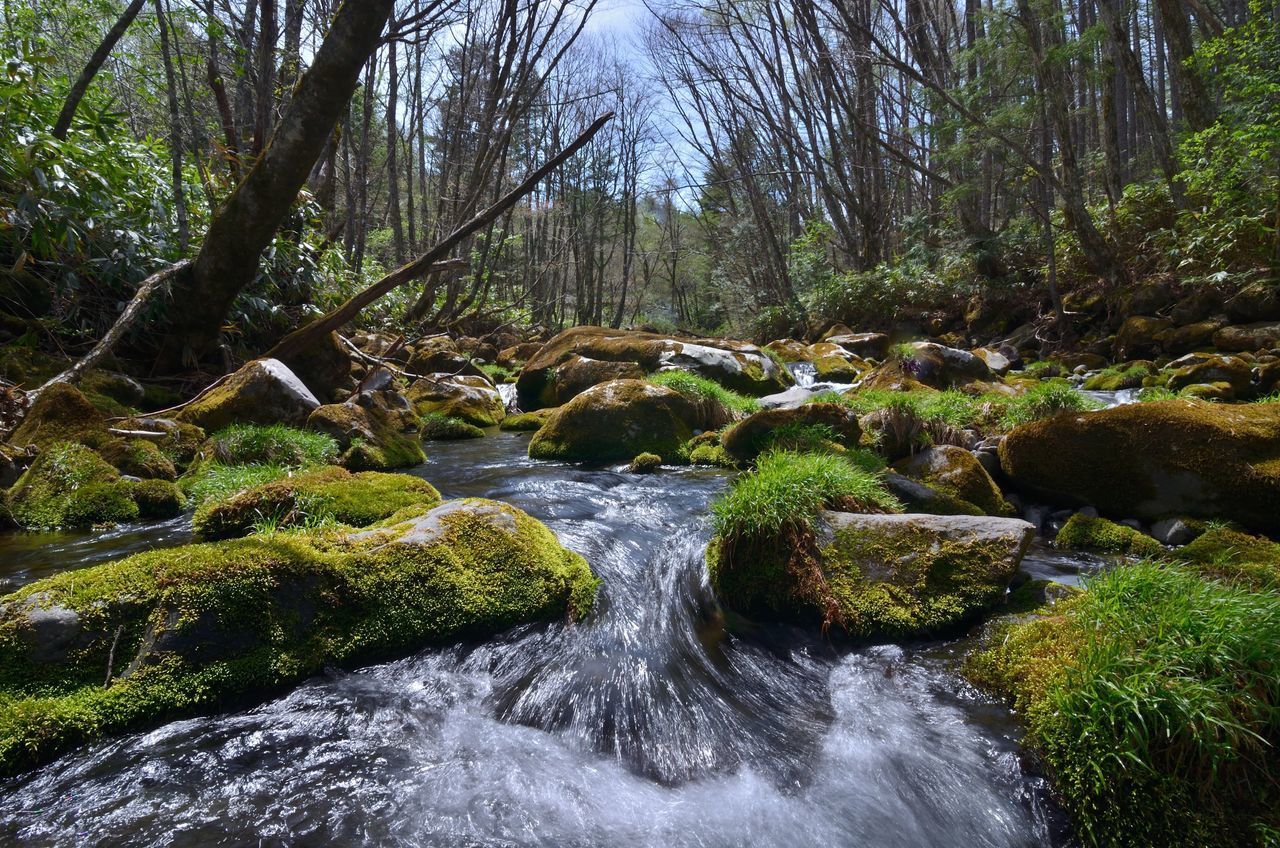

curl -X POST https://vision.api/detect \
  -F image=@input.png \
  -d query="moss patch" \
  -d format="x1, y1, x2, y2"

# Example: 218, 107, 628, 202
1055, 513, 1163, 557
499, 409, 555, 432
8, 442, 138, 530
193, 466, 442, 540
129, 479, 187, 519
420, 413, 485, 441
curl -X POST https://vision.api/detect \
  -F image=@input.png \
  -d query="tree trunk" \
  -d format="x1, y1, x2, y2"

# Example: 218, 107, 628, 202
160, 0, 397, 368
154, 0, 189, 250
52, 0, 148, 139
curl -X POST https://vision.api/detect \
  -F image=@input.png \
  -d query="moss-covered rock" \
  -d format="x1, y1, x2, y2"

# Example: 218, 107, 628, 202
628, 452, 662, 473
307, 393, 425, 471
999, 400, 1280, 534
177, 359, 321, 433
1081, 361, 1155, 391
8, 442, 140, 530
1055, 513, 1162, 557
763, 339, 810, 363
1114, 315, 1173, 360
862, 342, 1000, 392
420, 413, 485, 440
407, 375, 505, 427
822, 332, 890, 360
515, 326, 791, 410
1164, 353, 1253, 396
1212, 321, 1280, 353
810, 343, 869, 383
1176, 526, 1280, 589
9, 382, 109, 450
881, 470, 985, 516
129, 479, 187, 519
498, 409, 556, 432
193, 466, 441, 539
97, 437, 178, 481
721, 403, 861, 463
711, 511, 1034, 638
536, 354, 646, 407
891, 445, 1011, 516
528, 379, 709, 463
0, 497, 596, 776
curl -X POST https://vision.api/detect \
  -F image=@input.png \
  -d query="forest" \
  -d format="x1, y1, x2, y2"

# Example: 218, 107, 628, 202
0, 0, 1277, 846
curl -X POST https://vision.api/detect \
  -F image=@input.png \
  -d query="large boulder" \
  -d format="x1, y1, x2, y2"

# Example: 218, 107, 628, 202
307, 391, 425, 471
528, 379, 710, 463
0, 497, 597, 776
892, 445, 1011, 516
178, 359, 320, 432
1114, 316, 1173, 360
721, 403, 861, 463
809, 343, 869, 383
515, 326, 791, 410
407, 375, 505, 427
9, 382, 108, 450
999, 400, 1280, 533
822, 332, 890, 360
710, 512, 1034, 638
537, 355, 645, 407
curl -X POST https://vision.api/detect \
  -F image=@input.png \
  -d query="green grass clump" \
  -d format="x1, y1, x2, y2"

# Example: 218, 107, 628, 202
481, 363, 514, 383
1253, 392, 1280, 404
648, 370, 760, 415
181, 463, 290, 509
967, 562, 1280, 846
711, 450, 900, 540
833, 389, 987, 429
207, 424, 338, 468
420, 413, 485, 440
1138, 386, 1181, 402
1001, 381, 1100, 427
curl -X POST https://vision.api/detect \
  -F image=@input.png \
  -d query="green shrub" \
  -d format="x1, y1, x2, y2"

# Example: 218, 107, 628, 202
206, 424, 338, 468
968, 562, 1280, 846
648, 370, 759, 415
711, 450, 900, 540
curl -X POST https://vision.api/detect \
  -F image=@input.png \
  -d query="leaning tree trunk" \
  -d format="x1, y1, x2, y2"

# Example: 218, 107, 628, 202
159, 0, 397, 369
52, 0, 148, 140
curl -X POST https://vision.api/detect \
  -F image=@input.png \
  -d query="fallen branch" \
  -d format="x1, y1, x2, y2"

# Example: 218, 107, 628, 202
30, 260, 192, 402
266, 112, 614, 363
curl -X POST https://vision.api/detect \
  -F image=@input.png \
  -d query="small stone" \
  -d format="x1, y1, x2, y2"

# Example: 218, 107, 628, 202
1151, 518, 1196, 546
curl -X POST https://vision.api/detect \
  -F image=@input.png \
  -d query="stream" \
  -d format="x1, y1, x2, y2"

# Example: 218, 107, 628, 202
0, 432, 1073, 847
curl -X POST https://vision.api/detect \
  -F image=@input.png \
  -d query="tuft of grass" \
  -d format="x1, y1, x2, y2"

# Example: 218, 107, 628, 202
1138, 386, 1181, 402
761, 346, 789, 372
207, 424, 338, 468
1253, 392, 1280, 404
968, 561, 1280, 846
481, 363, 514, 384
1001, 381, 1100, 427
711, 450, 900, 540
889, 341, 917, 361
649, 370, 760, 415
181, 463, 289, 509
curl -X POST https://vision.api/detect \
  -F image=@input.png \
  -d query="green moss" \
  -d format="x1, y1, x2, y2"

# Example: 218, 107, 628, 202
97, 438, 177, 481
420, 413, 485, 441
1177, 527, 1280, 589
205, 423, 338, 468
307, 402, 426, 471
966, 562, 1280, 846
9, 382, 110, 450
688, 442, 737, 468
892, 445, 1012, 516
999, 400, 1280, 534
820, 522, 1026, 637
528, 380, 701, 463
193, 466, 442, 540
628, 453, 662, 473
0, 498, 596, 777
1055, 514, 1163, 557
1081, 363, 1154, 391
722, 403, 862, 462
8, 442, 135, 530
499, 409, 554, 432
129, 479, 187, 519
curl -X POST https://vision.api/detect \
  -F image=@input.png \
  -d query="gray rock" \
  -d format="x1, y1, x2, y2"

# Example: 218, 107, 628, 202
21, 601, 81, 663
1151, 517, 1197, 546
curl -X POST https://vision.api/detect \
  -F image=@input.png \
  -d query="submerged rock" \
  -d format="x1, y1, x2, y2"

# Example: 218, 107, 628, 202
999, 399, 1280, 533
178, 359, 320, 432
0, 497, 596, 777
528, 379, 712, 463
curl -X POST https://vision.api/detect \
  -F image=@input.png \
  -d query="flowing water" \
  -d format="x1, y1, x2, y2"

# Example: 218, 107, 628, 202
0, 432, 1072, 847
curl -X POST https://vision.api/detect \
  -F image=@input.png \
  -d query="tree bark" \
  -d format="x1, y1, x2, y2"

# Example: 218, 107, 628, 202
160, 0, 398, 369
52, 0, 148, 139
